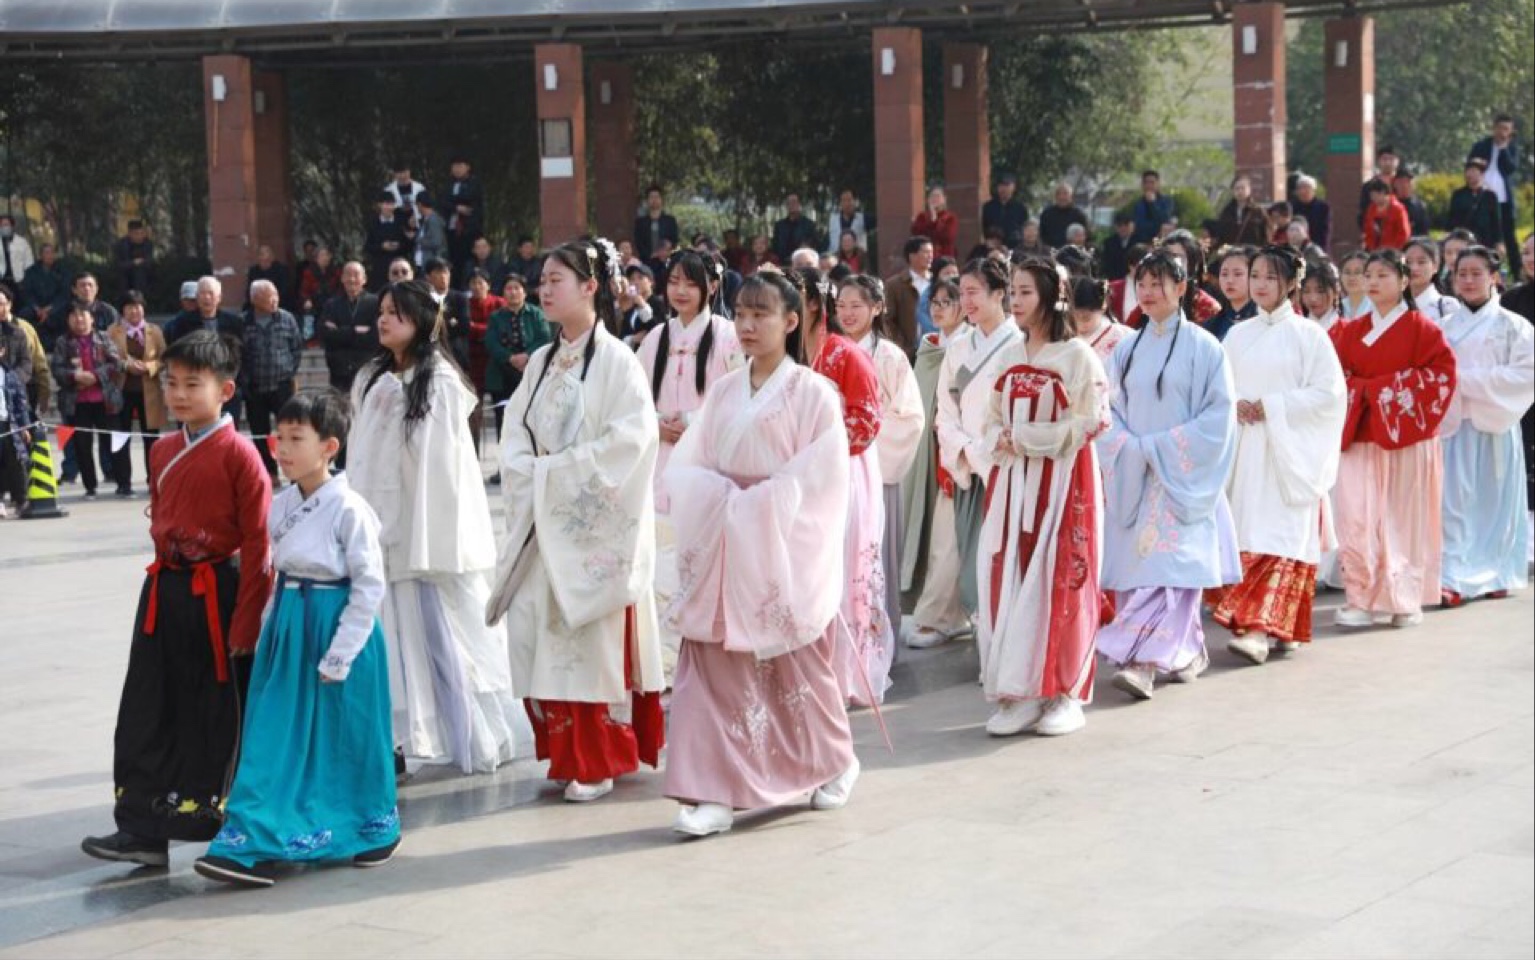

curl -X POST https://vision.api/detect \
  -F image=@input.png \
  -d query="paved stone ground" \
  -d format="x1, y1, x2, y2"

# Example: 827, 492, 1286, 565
1, 446, 1531, 959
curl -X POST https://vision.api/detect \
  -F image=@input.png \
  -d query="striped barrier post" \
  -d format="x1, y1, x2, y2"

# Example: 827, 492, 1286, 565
20, 425, 67, 520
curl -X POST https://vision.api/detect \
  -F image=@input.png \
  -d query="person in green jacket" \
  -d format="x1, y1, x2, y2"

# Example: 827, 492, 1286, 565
485, 273, 552, 439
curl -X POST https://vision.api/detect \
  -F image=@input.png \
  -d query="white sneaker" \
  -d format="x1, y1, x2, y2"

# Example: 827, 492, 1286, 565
1334, 605, 1373, 628
1111, 664, 1156, 700
1271, 639, 1302, 654
563, 779, 614, 803
810, 757, 860, 810
1170, 648, 1209, 684
907, 626, 950, 649
1390, 611, 1423, 628
1226, 634, 1270, 665
985, 699, 1045, 737
1035, 697, 1086, 737
673, 803, 733, 837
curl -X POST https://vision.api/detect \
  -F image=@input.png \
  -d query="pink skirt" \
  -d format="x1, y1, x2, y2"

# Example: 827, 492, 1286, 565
1333, 441, 1443, 616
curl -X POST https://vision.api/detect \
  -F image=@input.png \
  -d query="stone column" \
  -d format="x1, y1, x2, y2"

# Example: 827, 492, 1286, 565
1232, 1, 1288, 202
872, 27, 925, 274
943, 43, 990, 257
589, 61, 638, 246
1323, 16, 1375, 253
535, 44, 588, 246
202, 54, 257, 307
251, 70, 294, 264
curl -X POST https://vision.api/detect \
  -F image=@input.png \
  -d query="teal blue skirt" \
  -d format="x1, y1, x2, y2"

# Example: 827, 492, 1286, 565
208, 576, 399, 867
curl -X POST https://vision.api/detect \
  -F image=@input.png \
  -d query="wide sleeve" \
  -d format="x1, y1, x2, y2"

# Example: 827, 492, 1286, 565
228, 442, 275, 653
319, 499, 388, 682
1128, 338, 1238, 526
1460, 313, 1535, 435
1010, 346, 1110, 460
1258, 325, 1348, 506
485, 347, 548, 623
1348, 318, 1458, 450
490, 345, 660, 629
933, 348, 971, 485
403, 371, 497, 576
874, 343, 926, 481
665, 376, 851, 659
833, 344, 882, 457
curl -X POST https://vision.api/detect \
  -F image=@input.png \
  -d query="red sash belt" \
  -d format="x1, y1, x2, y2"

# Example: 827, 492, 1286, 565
143, 558, 231, 684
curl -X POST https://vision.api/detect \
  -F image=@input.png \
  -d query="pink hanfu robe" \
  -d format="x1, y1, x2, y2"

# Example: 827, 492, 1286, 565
1331, 305, 1457, 616
663, 360, 856, 810
978, 339, 1108, 703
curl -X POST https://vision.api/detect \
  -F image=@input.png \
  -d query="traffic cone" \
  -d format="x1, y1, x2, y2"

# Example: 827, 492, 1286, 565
20, 426, 67, 519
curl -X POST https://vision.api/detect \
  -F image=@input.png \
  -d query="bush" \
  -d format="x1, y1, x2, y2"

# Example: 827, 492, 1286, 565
1111, 187, 1215, 238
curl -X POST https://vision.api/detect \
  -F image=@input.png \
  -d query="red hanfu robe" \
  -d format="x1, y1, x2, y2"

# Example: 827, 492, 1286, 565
113, 416, 273, 841
1330, 306, 1457, 615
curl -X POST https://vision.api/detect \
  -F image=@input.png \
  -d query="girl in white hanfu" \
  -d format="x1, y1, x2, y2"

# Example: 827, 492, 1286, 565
487, 238, 667, 804
1438, 245, 1534, 606
635, 250, 743, 679
1209, 247, 1347, 665
976, 258, 1109, 738
936, 258, 1023, 619
837, 275, 925, 647
663, 271, 860, 838
347, 279, 526, 775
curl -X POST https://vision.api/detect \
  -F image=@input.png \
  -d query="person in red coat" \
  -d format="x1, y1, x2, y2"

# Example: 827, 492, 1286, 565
911, 186, 959, 260
1361, 179, 1412, 251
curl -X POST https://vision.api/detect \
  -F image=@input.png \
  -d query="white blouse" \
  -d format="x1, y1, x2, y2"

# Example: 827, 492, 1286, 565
267, 473, 388, 681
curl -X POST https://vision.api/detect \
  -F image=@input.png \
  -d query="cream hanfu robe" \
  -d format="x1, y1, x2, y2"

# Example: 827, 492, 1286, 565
935, 320, 1023, 615
636, 313, 744, 679
977, 338, 1108, 704
1439, 300, 1535, 600
857, 331, 925, 643
348, 360, 527, 774
488, 324, 667, 784
663, 360, 857, 809
1213, 301, 1348, 642
901, 328, 971, 636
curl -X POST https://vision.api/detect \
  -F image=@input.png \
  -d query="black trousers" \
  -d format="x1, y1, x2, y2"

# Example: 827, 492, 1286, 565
67, 401, 115, 494
244, 384, 295, 477
114, 562, 248, 842
0, 424, 26, 506
1500, 202, 1521, 281
114, 391, 158, 493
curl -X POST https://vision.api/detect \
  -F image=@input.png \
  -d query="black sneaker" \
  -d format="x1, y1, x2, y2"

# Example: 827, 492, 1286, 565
394, 747, 407, 781
83, 490, 98, 501
80, 831, 169, 868
194, 855, 276, 888
115, 487, 134, 499
353, 836, 401, 868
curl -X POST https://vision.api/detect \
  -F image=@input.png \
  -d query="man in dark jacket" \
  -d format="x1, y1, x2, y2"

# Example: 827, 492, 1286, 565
633, 185, 681, 263
318, 261, 380, 395
1099, 213, 1136, 281
1289, 175, 1332, 251
49, 273, 120, 351
164, 277, 243, 344
1448, 157, 1505, 249
20, 243, 66, 331
112, 220, 154, 297
1393, 169, 1433, 238
364, 194, 411, 290
1469, 114, 1522, 278
446, 155, 485, 280
1038, 182, 1090, 249
424, 257, 472, 371
981, 174, 1030, 249
1131, 170, 1175, 245
245, 245, 296, 314
771, 193, 818, 263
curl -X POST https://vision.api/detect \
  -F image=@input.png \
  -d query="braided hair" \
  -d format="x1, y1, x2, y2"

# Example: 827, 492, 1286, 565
1120, 249, 1189, 402
650, 249, 723, 402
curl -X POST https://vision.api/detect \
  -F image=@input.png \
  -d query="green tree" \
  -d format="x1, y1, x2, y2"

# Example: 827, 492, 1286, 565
1288, 0, 1535, 182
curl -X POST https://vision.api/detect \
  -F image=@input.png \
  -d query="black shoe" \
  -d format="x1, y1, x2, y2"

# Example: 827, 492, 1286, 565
60, 474, 78, 486
83, 490, 98, 501
81, 831, 169, 868
115, 487, 133, 499
194, 855, 276, 888
488, 473, 502, 486
394, 747, 407, 780
353, 837, 401, 868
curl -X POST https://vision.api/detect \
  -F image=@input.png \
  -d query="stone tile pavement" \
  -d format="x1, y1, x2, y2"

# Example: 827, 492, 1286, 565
1, 459, 1530, 958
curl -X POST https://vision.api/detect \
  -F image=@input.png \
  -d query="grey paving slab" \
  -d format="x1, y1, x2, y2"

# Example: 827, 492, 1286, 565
0, 463, 1531, 959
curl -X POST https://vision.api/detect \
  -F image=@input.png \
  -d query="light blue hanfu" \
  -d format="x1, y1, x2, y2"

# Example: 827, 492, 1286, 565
1094, 312, 1242, 671
1440, 301, 1535, 598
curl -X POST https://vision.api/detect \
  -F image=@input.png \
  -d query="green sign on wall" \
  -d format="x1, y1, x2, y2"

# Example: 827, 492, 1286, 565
1328, 133, 1363, 155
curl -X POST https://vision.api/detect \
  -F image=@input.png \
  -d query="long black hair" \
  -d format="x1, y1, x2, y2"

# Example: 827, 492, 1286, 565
1121, 249, 1189, 401
1301, 257, 1343, 317
1364, 248, 1417, 313
1011, 256, 1074, 342
545, 236, 624, 337
1247, 244, 1305, 302
363, 279, 475, 432
1159, 229, 1208, 320
650, 249, 723, 401
791, 266, 842, 337
735, 270, 807, 366
839, 274, 888, 338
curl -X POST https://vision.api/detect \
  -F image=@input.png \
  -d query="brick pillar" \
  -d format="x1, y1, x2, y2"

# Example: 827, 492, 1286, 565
872, 27, 925, 275
1323, 17, 1375, 254
943, 43, 990, 256
590, 61, 637, 245
1232, 2, 1287, 203
251, 70, 294, 264
535, 44, 588, 247
203, 55, 257, 307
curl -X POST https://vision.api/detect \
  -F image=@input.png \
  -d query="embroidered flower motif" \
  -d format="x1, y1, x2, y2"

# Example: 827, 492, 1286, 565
755, 581, 809, 644
359, 808, 400, 838
553, 475, 637, 547
213, 825, 248, 848
284, 829, 333, 855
